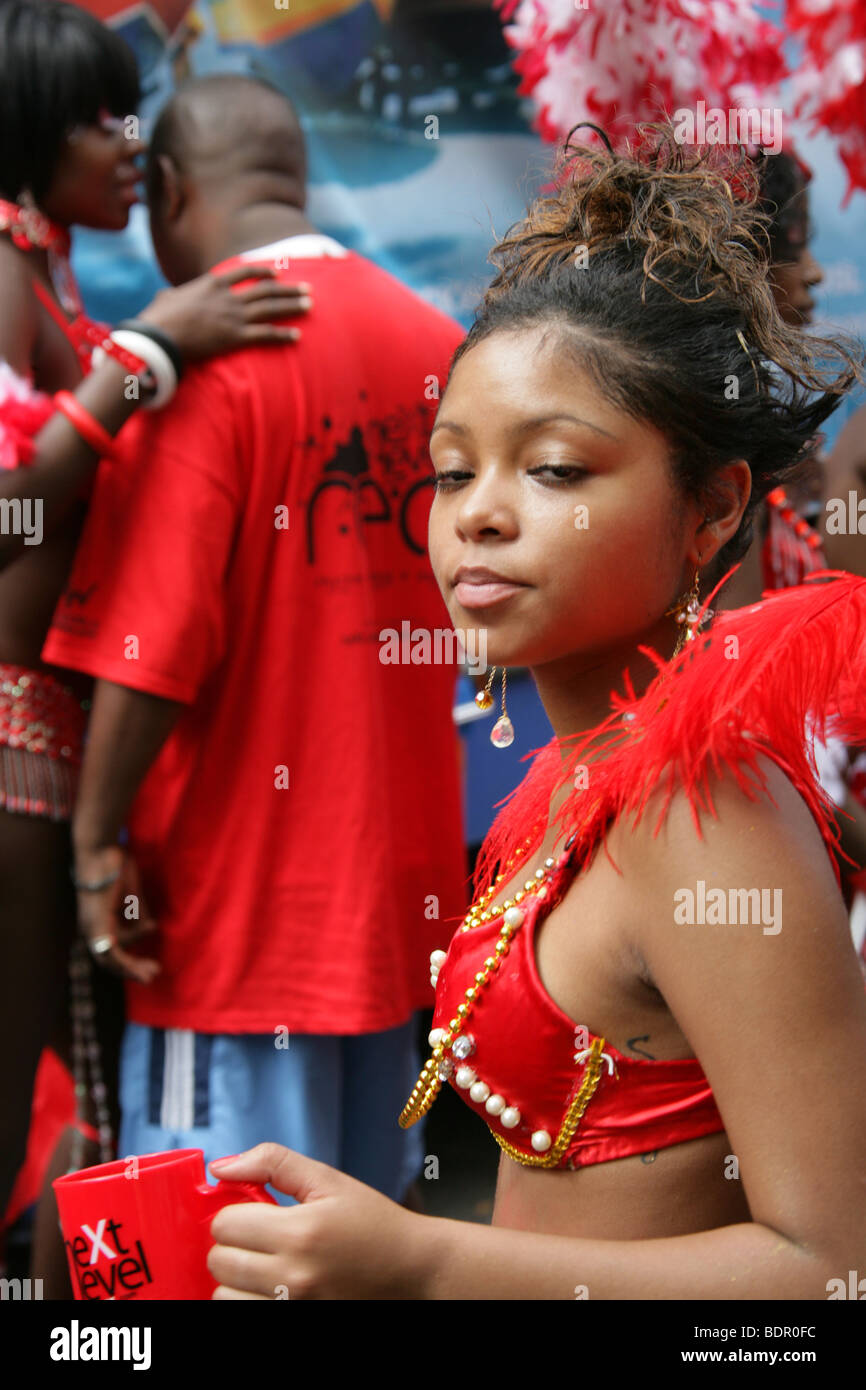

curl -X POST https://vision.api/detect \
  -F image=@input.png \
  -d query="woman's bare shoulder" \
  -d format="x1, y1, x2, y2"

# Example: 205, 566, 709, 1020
605, 748, 850, 948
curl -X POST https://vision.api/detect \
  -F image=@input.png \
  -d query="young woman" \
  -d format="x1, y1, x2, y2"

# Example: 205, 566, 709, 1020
0, 0, 309, 1229
200, 128, 866, 1300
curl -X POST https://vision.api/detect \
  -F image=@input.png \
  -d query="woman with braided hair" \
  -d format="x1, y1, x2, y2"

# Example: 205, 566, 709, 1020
202, 126, 866, 1300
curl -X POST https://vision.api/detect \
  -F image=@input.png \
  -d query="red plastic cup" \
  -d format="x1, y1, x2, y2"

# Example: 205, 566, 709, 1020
53, 1148, 277, 1301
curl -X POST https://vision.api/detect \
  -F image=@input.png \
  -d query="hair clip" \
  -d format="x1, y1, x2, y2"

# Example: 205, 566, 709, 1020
735, 329, 762, 395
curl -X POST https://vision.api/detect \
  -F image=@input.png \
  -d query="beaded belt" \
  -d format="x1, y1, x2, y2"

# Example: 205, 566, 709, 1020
0, 663, 88, 820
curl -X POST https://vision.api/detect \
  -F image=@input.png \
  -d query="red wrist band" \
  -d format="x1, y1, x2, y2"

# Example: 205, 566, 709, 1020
53, 390, 118, 461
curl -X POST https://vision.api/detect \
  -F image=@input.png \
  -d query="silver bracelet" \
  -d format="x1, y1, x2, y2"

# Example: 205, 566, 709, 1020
91, 330, 178, 410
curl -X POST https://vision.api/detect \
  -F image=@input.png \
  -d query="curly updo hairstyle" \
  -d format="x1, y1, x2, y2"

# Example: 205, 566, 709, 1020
451, 124, 862, 589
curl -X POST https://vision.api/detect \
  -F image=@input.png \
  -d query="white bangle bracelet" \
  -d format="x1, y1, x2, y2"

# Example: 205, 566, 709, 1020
91, 330, 178, 410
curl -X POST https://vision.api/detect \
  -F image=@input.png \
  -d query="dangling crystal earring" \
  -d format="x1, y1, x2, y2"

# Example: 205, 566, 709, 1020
666, 563, 710, 658
475, 667, 515, 748
474, 667, 495, 712
491, 668, 515, 747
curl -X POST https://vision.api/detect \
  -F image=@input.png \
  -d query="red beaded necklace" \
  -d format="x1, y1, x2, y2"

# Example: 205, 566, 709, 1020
0, 197, 145, 377
765, 485, 823, 551
0, 195, 82, 314
0, 195, 71, 256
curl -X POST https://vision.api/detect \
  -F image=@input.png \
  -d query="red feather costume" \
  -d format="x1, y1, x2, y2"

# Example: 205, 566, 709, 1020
401, 571, 866, 1165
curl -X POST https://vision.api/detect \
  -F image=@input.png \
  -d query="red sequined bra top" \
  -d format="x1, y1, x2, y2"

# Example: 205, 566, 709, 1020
399, 838, 724, 1169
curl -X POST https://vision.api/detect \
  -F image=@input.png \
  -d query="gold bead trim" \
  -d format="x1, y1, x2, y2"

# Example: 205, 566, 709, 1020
459, 832, 541, 933
399, 900, 608, 1161
488, 1036, 607, 1168
401, 790, 616, 1142
398, 828, 586, 1135
398, 897, 526, 1130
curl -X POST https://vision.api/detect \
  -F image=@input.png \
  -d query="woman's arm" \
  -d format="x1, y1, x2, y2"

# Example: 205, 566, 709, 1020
208, 756, 866, 1299
0, 254, 308, 567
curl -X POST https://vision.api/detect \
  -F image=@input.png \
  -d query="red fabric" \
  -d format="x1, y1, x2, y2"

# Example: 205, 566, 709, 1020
435, 573, 866, 1166
3, 1048, 97, 1232
433, 884, 724, 1167
0, 381, 54, 468
43, 247, 469, 1034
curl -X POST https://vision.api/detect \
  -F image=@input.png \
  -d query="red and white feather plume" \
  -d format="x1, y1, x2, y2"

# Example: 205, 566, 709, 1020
787, 0, 866, 203
0, 361, 54, 470
495, 0, 788, 146
495, 0, 866, 200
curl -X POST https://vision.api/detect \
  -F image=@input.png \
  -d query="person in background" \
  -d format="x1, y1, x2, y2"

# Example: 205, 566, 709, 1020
717, 147, 866, 907
719, 147, 826, 610
43, 73, 468, 1215
0, 0, 308, 1280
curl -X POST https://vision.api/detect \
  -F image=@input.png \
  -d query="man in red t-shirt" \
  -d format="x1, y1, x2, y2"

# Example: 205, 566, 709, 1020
43, 74, 469, 1203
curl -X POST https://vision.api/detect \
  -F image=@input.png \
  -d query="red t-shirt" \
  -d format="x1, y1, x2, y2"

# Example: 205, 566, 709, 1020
44, 237, 469, 1034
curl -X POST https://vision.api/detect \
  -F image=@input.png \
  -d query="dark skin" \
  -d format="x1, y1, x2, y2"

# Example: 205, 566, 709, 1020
0, 99, 310, 1226
77, 329, 866, 1297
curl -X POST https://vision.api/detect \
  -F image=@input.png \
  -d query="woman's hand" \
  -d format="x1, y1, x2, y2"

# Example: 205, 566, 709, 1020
137, 264, 311, 361
207, 1144, 430, 1300
73, 843, 160, 984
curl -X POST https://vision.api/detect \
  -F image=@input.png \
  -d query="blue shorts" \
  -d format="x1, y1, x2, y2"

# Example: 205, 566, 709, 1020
117, 1016, 426, 1205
